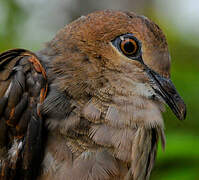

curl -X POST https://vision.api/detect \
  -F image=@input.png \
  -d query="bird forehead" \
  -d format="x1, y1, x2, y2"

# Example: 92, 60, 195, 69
52, 10, 171, 77
71, 10, 167, 44
53, 10, 168, 50
80, 10, 170, 77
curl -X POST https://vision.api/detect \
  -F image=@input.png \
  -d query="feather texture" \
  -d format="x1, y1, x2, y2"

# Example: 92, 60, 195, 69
0, 9, 184, 180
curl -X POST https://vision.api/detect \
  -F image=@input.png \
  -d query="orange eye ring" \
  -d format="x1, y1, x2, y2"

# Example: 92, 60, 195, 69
120, 38, 138, 56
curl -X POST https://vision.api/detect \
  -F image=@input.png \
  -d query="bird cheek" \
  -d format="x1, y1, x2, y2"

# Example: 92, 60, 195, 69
141, 49, 171, 78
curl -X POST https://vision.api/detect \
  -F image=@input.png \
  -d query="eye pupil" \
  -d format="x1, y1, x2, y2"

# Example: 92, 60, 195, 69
123, 41, 135, 54
120, 38, 138, 56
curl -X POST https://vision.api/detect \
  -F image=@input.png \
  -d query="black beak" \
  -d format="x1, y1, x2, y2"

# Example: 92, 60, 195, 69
145, 67, 186, 120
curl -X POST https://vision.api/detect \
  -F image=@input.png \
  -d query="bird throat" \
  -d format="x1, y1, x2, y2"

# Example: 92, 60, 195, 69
53, 82, 165, 160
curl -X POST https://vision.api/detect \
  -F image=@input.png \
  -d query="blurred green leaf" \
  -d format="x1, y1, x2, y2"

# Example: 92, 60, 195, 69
152, 133, 199, 180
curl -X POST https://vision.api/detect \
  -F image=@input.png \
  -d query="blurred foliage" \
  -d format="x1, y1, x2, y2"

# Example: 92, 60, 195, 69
0, 0, 28, 51
0, 1, 199, 179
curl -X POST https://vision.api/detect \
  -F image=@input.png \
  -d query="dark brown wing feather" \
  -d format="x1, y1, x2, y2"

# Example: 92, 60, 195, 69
0, 49, 48, 180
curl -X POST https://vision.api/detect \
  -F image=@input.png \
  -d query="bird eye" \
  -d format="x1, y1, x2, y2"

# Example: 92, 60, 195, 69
120, 38, 138, 56
111, 34, 141, 59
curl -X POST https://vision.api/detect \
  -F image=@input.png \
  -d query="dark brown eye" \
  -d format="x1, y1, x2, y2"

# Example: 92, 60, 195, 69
120, 38, 138, 56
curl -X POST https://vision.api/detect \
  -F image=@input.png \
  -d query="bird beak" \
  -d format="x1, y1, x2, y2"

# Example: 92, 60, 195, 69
145, 67, 186, 120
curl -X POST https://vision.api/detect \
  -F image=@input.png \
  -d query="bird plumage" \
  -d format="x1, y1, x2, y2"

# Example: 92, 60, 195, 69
0, 10, 186, 180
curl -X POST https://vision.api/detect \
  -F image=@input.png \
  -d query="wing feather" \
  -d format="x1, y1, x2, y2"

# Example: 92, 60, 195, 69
0, 49, 48, 180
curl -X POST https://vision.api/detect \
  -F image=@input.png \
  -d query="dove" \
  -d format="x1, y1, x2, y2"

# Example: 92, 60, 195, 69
0, 10, 186, 180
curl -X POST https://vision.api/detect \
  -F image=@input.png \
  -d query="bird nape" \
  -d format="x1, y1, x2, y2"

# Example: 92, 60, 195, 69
0, 10, 186, 180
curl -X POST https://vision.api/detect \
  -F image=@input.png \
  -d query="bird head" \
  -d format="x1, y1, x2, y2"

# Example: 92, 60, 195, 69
47, 10, 186, 121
